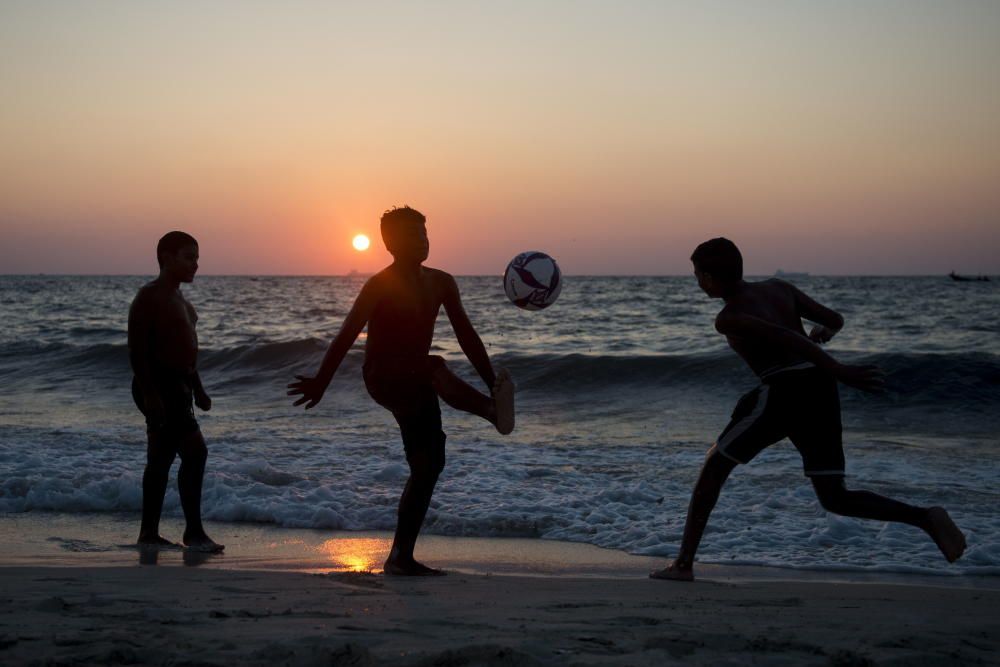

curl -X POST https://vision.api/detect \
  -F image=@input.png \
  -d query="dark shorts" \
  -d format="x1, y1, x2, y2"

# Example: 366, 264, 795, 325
715, 364, 845, 477
131, 376, 199, 438
363, 356, 447, 461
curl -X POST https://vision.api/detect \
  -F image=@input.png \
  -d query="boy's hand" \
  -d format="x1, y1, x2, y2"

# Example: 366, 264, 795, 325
194, 388, 212, 411
287, 375, 327, 409
809, 325, 837, 344
834, 363, 885, 393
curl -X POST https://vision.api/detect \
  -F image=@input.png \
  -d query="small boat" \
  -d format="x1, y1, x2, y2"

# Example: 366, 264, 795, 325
949, 271, 990, 282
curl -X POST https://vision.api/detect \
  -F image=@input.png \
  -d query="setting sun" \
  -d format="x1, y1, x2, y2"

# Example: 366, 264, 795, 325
352, 234, 370, 251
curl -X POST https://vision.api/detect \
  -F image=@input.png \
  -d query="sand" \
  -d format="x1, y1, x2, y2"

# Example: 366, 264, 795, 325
1, 514, 997, 665
1, 566, 997, 665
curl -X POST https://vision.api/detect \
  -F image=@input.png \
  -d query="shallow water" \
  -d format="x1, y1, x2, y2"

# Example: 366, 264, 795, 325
1, 275, 998, 575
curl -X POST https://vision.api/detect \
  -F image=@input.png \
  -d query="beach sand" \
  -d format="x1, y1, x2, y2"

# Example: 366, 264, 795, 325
1, 515, 998, 665
2, 565, 997, 666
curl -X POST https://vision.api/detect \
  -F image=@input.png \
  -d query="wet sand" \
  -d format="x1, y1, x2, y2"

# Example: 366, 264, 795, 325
2, 565, 997, 665
1, 513, 997, 665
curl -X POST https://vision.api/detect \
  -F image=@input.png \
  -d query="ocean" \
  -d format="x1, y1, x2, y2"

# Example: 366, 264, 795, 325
1, 274, 998, 576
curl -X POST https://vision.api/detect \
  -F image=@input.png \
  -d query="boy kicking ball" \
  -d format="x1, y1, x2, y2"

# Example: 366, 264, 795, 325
652, 238, 965, 581
289, 206, 514, 576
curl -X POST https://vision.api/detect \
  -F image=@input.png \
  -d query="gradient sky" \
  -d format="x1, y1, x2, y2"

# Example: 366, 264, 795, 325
2, 1, 998, 275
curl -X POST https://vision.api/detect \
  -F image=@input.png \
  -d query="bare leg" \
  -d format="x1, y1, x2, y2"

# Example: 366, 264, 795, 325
384, 448, 446, 576
430, 359, 515, 434
651, 448, 736, 582
811, 477, 966, 562
177, 429, 224, 552
138, 432, 178, 547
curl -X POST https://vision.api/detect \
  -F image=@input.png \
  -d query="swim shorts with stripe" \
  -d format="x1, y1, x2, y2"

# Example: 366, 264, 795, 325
715, 363, 845, 477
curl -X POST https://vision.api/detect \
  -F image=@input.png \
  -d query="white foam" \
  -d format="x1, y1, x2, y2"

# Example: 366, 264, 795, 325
1, 403, 998, 577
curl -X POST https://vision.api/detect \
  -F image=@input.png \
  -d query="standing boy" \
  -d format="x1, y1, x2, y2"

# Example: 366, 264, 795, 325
288, 206, 514, 576
128, 231, 222, 552
652, 238, 965, 581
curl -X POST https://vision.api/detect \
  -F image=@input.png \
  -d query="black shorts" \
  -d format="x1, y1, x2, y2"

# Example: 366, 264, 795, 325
131, 376, 199, 438
715, 364, 845, 477
363, 356, 447, 461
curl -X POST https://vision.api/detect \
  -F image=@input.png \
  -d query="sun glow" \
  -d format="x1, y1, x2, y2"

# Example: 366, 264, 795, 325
352, 234, 370, 251
318, 537, 387, 573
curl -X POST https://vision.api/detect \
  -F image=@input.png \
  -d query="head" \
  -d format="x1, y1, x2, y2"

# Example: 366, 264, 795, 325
691, 237, 742, 297
157, 231, 199, 282
380, 206, 428, 263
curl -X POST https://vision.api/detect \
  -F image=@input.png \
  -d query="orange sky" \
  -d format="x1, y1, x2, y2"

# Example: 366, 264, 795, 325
1, 1, 998, 274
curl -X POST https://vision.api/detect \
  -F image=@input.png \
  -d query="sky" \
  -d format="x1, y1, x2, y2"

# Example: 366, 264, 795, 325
1, 0, 998, 275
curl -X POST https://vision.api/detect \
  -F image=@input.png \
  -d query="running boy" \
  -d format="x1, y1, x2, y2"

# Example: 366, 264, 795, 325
651, 238, 965, 581
128, 231, 223, 552
288, 206, 515, 576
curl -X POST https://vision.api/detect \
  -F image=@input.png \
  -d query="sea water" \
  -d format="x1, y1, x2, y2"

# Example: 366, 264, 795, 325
1, 275, 998, 575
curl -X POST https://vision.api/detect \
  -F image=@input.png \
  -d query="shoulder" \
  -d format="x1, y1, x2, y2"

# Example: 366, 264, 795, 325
357, 269, 397, 305
131, 282, 164, 308
425, 267, 458, 290
765, 277, 800, 297
362, 269, 392, 292
423, 266, 453, 280
748, 278, 798, 307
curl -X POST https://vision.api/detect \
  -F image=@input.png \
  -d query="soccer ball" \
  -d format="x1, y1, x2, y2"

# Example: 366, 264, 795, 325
503, 251, 562, 310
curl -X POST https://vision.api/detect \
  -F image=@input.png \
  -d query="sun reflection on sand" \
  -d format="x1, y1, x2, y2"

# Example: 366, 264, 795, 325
316, 537, 390, 574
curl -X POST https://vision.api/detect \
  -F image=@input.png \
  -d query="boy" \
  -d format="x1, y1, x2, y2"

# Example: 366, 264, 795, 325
128, 231, 223, 552
651, 238, 965, 581
288, 206, 515, 576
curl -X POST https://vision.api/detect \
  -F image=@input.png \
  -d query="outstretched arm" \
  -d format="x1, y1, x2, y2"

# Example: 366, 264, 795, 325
288, 279, 379, 409
715, 311, 883, 392
782, 280, 844, 343
442, 275, 497, 390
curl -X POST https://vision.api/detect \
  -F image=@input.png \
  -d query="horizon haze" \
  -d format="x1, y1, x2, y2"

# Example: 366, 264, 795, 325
2, 1, 998, 276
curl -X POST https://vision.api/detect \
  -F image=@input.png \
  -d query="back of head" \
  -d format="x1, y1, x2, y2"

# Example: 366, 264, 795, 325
380, 206, 426, 249
157, 231, 198, 267
691, 237, 743, 283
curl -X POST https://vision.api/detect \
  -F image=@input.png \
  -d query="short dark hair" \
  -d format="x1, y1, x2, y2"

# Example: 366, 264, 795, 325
157, 231, 198, 267
380, 206, 425, 247
691, 237, 743, 282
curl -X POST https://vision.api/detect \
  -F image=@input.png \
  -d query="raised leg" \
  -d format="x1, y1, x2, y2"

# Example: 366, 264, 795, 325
651, 447, 736, 581
811, 476, 965, 562
430, 358, 514, 434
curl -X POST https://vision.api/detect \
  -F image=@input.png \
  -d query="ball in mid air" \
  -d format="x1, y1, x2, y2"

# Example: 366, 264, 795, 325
503, 251, 562, 310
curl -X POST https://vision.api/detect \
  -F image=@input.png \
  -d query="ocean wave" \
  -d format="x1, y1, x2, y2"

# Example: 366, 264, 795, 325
2, 340, 998, 406
2, 452, 997, 576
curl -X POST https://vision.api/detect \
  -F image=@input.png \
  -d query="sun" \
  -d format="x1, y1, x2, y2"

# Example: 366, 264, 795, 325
352, 234, 370, 251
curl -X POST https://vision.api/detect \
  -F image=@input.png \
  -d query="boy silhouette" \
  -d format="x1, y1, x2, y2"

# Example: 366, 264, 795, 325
288, 206, 514, 576
651, 238, 965, 581
128, 231, 223, 552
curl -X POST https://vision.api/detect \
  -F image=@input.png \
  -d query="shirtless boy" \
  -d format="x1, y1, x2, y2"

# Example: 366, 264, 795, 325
288, 206, 514, 576
128, 231, 223, 552
651, 238, 965, 581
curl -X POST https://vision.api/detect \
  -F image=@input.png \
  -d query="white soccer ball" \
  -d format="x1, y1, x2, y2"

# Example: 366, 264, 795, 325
503, 251, 563, 310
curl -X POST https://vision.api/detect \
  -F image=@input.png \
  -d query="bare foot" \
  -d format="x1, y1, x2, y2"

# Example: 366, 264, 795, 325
383, 558, 446, 577
183, 533, 225, 553
492, 368, 515, 435
926, 507, 966, 563
136, 535, 180, 549
649, 560, 694, 582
